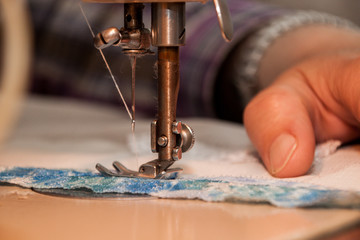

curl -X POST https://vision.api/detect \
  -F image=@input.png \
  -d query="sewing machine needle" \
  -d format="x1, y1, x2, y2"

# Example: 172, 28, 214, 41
130, 55, 136, 131
130, 55, 139, 167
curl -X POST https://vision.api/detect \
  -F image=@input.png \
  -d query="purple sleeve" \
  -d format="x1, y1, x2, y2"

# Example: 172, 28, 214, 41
179, 0, 287, 117
28, 0, 287, 118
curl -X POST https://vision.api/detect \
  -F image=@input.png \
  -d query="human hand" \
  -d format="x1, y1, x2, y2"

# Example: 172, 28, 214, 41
244, 52, 360, 177
243, 25, 360, 178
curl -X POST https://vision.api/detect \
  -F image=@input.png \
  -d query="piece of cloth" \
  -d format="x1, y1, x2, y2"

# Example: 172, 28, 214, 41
1, 98, 360, 208
1, 166, 360, 208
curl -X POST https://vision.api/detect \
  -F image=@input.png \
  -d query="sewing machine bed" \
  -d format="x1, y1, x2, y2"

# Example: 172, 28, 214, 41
1, 96, 360, 239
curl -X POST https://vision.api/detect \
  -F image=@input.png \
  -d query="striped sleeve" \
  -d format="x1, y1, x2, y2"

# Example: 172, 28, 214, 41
179, 0, 287, 117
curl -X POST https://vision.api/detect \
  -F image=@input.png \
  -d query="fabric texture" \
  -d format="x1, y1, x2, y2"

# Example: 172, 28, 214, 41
1, 166, 360, 208
1, 97, 360, 208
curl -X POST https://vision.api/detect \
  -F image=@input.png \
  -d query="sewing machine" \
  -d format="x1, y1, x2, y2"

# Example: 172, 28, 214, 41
83, 0, 233, 179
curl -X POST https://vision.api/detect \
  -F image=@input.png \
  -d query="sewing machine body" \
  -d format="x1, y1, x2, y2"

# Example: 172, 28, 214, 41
85, 0, 232, 178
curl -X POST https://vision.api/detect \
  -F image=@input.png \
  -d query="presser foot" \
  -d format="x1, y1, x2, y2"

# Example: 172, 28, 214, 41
96, 159, 182, 179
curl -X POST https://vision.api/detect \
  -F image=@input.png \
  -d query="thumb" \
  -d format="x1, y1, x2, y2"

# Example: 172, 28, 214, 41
244, 77, 316, 178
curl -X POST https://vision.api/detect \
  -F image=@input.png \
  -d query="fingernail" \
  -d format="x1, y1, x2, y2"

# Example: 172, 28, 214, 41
269, 133, 297, 175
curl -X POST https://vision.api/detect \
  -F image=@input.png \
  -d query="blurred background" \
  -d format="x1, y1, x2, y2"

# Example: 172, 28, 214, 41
3, 0, 360, 105
259, 0, 360, 25
2, 0, 360, 104
1, 0, 360, 143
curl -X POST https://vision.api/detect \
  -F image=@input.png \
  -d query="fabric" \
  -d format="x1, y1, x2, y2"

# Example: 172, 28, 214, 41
1, 166, 360, 208
1, 98, 360, 208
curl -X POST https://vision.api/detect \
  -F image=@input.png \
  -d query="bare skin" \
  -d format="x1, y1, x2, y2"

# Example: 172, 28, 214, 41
243, 25, 360, 178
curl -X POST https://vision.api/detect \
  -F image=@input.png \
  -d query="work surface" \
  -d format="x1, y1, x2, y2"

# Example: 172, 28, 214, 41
1, 185, 360, 240
1, 96, 360, 239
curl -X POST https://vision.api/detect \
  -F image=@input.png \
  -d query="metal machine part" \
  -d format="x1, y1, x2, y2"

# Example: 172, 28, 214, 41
96, 160, 182, 179
94, 3, 152, 55
151, 121, 195, 159
86, 0, 232, 179
151, 3, 185, 46
213, 0, 233, 41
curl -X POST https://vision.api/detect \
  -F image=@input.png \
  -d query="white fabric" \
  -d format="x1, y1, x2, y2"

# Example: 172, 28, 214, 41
1, 96, 359, 192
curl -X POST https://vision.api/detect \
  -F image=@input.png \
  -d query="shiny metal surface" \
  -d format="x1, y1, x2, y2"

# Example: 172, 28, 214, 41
93, 3, 152, 54
157, 47, 180, 162
157, 136, 168, 147
172, 121, 195, 153
94, 27, 151, 52
179, 122, 195, 152
151, 120, 158, 153
150, 121, 194, 164
172, 121, 182, 134
213, 0, 233, 41
93, 2, 194, 173
88, 0, 237, 177
139, 159, 182, 176
172, 146, 182, 161
96, 160, 182, 179
124, 3, 144, 29
151, 3, 185, 46
94, 27, 122, 49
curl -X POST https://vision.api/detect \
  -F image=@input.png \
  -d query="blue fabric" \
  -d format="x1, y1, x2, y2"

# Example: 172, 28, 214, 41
1, 167, 360, 208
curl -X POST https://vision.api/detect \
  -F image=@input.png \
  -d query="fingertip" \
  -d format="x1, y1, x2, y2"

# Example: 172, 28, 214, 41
269, 133, 297, 176
270, 133, 315, 178
244, 86, 316, 178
